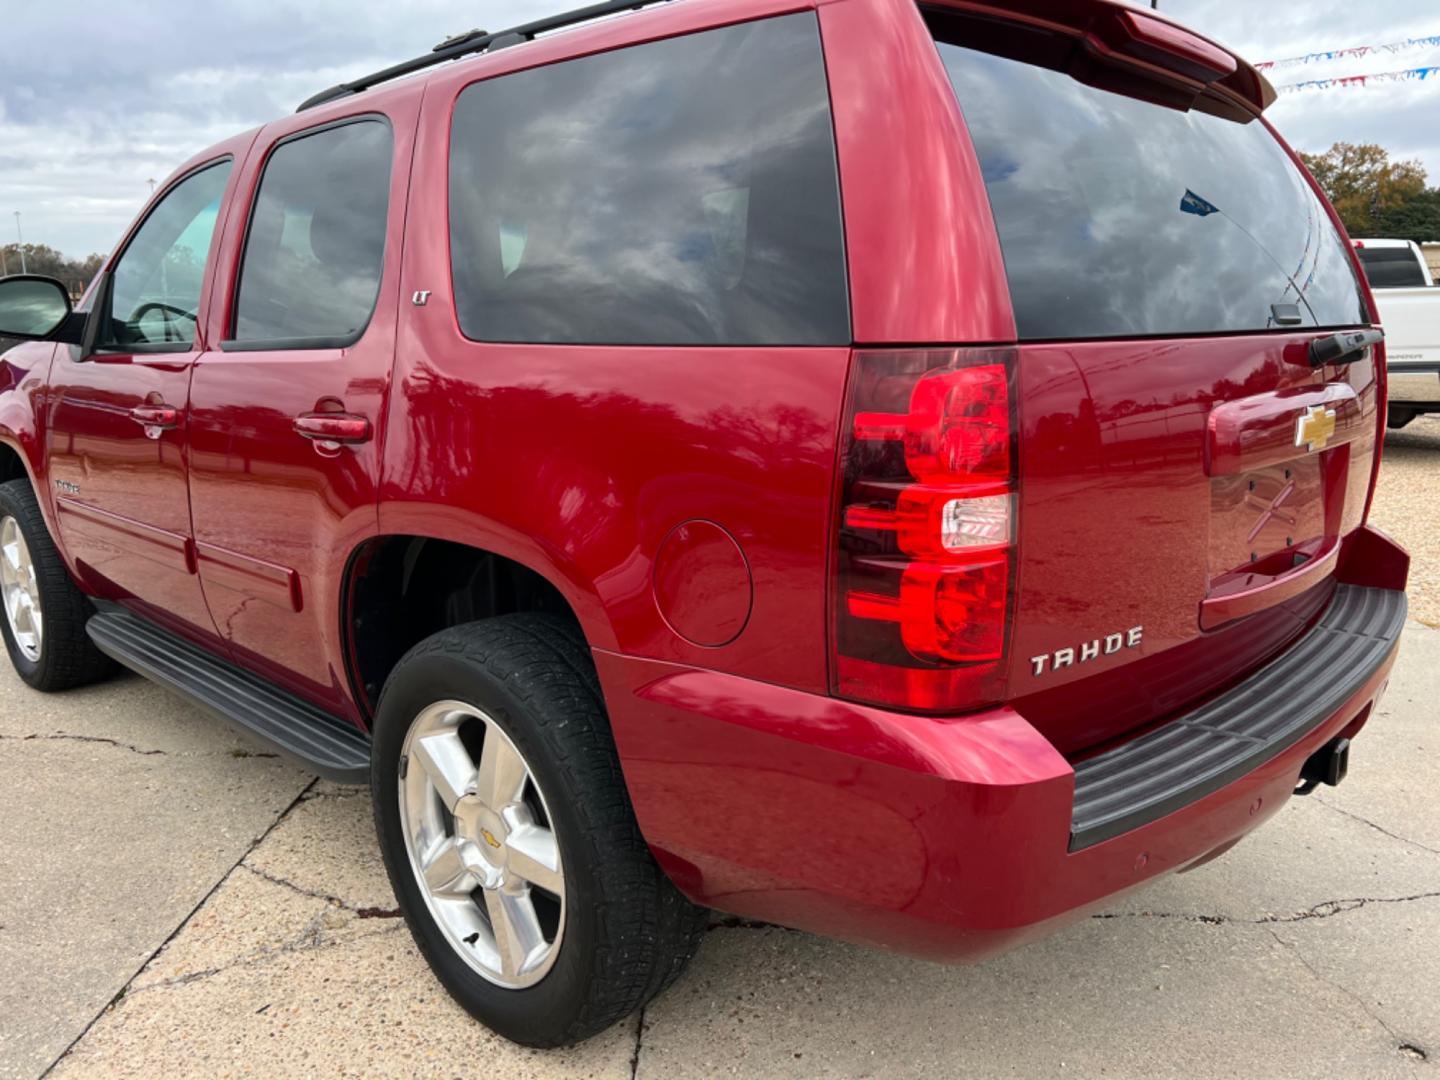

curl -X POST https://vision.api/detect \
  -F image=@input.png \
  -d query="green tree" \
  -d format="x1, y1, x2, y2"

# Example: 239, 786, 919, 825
1298, 142, 1428, 236
1371, 188, 1440, 244
1, 244, 107, 295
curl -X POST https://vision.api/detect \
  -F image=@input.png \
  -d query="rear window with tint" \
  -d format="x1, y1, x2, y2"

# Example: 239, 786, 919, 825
1356, 246, 1429, 288
448, 13, 849, 346
928, 13, 1367, 340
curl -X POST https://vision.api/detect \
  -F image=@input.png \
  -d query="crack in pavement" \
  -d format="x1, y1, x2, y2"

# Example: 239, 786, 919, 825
128, 870, 405, 996
238, 862, 401, 920
4, 732, 291, 761
124, 922, 408, 999
1091, 910, 1227, 925
300, 787, 369, 801
1313, 795, 1440, 857
630, 1005, 647, 1080
1268, 892, 1440, 923
3, 732, 166, 756
1265, 927, 1425, 1075
240, 863, 354, 911
1093, 890, 1440, 926
39, 778, 318, 1079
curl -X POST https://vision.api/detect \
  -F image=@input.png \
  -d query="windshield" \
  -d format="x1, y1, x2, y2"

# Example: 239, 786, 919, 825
927, 11, 1368, 340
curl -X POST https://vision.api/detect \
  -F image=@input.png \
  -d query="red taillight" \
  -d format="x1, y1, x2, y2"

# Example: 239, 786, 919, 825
833, 349, 1017, 711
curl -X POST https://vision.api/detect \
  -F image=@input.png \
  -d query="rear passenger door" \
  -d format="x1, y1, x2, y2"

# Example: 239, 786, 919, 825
188, 90, 420, 720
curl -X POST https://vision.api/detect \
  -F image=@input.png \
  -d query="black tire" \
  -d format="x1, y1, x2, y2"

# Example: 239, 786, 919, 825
370, 614, 707, 1047
1387, 407, 1417, 430
0, 478, 116, 691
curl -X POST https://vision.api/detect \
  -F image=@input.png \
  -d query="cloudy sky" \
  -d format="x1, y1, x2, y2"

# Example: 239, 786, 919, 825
3, 0, 1438, 259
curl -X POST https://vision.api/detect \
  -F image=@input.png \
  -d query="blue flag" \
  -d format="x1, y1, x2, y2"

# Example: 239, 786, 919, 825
1180, 189, 1220, 217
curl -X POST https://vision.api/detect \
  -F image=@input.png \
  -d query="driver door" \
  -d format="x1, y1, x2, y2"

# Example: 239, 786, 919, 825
46, 148, 245, 642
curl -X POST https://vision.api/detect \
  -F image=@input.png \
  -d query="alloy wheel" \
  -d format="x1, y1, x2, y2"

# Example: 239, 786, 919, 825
0, 516, 42, 663
399, 700, 565, 989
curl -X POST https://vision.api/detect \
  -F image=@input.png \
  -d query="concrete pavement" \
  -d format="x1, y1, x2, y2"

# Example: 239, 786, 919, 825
0, 670, 312, 1079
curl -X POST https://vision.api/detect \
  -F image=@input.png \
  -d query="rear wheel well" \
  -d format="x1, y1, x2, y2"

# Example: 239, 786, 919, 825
0, 443, 27, 485
346, 536, 585, 717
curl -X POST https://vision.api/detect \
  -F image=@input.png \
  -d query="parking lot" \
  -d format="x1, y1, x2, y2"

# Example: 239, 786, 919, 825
2, 420, 1438, 1079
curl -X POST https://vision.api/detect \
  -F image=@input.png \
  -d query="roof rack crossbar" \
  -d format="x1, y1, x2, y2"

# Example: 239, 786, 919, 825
296, 0, 670, 112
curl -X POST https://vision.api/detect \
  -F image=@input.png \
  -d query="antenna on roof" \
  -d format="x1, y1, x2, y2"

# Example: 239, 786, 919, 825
297, 0, 670, 112
433, 29, 487, 52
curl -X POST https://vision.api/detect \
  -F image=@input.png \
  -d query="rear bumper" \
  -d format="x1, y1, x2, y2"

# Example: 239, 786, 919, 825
599, 582, 1406, 963
1069, 584, 1404, 849
1387, 364, 1440, 407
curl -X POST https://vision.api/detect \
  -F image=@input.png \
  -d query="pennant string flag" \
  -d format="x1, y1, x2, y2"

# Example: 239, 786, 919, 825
1278, 65, 1440, 94
1256, 34, 1440, 70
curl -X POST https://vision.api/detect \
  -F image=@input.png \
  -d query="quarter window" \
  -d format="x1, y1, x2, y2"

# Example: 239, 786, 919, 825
99, 161, 231, 352
448, 13, 850, 346
231, 119, 393, 346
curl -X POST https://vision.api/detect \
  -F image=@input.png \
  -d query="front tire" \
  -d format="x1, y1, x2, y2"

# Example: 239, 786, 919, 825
370, 614, 706, 1047
0, 478, 116, 691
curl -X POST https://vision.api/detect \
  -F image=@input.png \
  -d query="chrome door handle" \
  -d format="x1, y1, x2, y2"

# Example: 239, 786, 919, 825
293, 412, 372, 455
129, 404, 179, 431
293, 413, 371, 443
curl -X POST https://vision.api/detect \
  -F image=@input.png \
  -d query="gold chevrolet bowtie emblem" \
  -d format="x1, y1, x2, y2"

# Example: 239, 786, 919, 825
1295, 404, 1337, 452
481, 828, 503, 849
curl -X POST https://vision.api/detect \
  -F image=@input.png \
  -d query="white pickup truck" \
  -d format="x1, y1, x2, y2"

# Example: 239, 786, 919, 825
1353, 239, 1440, 428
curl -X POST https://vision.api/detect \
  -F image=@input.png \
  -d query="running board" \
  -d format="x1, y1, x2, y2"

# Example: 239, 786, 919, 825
86, 608, 370, 783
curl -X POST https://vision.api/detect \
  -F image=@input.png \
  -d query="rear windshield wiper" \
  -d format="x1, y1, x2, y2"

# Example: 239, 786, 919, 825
1309, 328, 1384, 368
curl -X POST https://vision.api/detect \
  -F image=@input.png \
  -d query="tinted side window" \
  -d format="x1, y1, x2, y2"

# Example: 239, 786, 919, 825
232, 120, 392, 345
448, 13, 849, 346
1356, 247, 1428, 288
929, 14, 1367, 339
101, 161, 231, 352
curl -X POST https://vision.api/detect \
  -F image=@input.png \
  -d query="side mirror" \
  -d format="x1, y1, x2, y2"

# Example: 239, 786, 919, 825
0, 275, 73, 340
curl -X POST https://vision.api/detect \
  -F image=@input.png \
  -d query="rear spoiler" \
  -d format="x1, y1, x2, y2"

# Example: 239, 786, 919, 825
923, 0, 1276, 115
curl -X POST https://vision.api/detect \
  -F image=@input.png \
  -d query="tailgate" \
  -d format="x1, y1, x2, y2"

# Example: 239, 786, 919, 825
925, 4, 1381, 753
1008, 333, 1378, 753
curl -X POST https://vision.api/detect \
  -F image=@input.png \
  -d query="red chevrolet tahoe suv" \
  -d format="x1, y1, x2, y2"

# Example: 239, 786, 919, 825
0, 0, 1411, 1048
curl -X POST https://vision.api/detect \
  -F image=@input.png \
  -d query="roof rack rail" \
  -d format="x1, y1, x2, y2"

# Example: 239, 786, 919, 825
296, 0, 674, 112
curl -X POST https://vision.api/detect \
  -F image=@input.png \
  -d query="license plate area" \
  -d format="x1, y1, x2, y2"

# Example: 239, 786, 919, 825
1207, 457, 1326, 590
